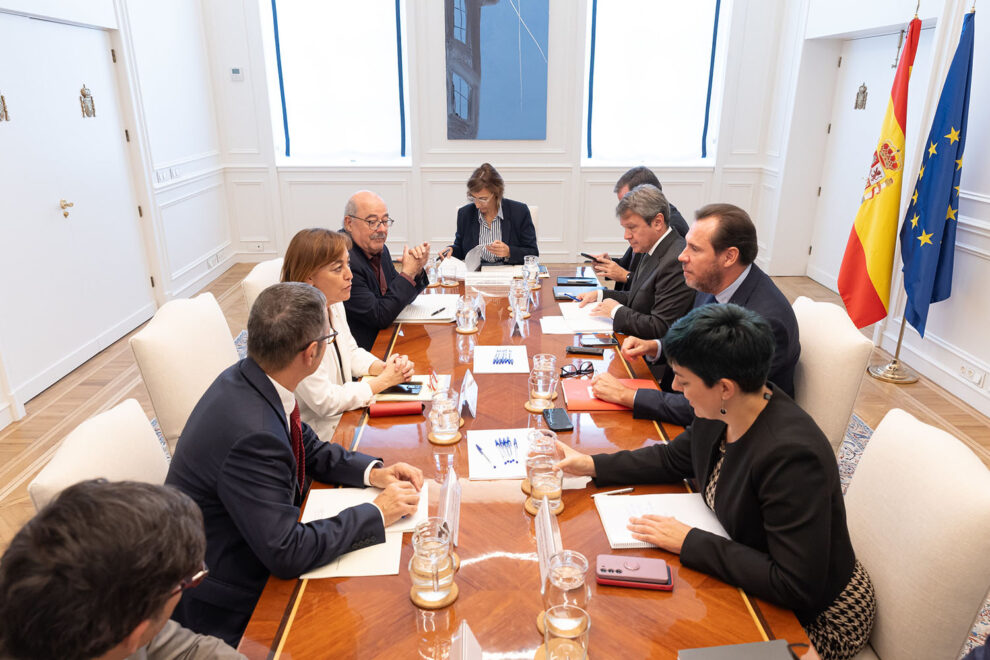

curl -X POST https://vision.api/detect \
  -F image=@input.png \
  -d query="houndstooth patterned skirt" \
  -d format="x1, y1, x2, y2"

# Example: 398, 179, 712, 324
705, 442, 876, 660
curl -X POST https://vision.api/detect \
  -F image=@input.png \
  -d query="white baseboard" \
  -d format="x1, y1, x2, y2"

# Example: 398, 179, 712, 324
0, 402, 15, 432
805, 265, 838, 293
12, 303, 155, 404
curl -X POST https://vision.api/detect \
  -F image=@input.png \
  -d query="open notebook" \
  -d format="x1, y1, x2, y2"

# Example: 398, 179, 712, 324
594, 492, 729, 549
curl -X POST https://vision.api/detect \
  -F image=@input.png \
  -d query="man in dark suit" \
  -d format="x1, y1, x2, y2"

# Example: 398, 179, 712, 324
577, 184, 694, 345
342, 190, 430, 350
593, 167, 690, 292
591, 203, 800, 426
166, 283, 424, 646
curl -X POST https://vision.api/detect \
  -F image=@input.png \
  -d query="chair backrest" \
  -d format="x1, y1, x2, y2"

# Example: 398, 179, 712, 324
792, 296, 873, 453
129, 292, 238, 453
28, 399, 169, 511
845, 408, 990, 660
241, 258, 285, 313
527, 205, 540, 234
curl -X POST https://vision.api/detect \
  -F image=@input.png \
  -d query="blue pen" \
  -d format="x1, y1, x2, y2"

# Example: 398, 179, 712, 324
475, 443, 495, 468
564, 293, 581, 302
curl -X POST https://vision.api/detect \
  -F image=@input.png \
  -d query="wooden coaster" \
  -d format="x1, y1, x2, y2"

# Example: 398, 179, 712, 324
525, 497, 564, 516
536, 609, 546, 635
455, 326, 479, 334
528, 284, 542, 291
440, 281, 460, 288
508, 311, 532, 319
428, 431, 461, 445
524, 400, 553, 414
534, 643, 589, 660
410, 581, 459, 610
450, 551, 460, 573
459, 417, 465, 428
521, 478, 531, 495
427, 282, 441, 288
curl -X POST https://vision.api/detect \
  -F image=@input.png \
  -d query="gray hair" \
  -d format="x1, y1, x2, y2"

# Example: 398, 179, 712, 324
615, 183, 670, 228
0, 480, 205, 660
614, 166, 663, 194
247, 282, 327, 372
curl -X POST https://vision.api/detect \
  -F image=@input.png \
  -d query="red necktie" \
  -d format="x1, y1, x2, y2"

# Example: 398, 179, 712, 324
368, 253, 388, 295
289, 402, 306, 493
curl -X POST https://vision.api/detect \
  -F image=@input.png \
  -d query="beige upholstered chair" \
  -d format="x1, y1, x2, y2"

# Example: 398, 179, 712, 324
527, 205, 540, 234
241, 257, 284, 313
846, 409, 990, 659
27, 399, 169, 511
130, 292, 238, 453
792, 296, 873, 453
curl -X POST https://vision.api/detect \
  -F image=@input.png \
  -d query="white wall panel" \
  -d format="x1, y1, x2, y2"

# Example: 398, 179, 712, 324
158, 174, 230, 287
227, 168, 273, 245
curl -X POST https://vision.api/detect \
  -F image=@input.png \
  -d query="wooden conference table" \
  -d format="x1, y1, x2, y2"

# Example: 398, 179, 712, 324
239, 267, 811, 659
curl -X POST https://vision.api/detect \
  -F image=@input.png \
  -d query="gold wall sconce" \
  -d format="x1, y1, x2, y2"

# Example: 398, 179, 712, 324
80, 84, 95, 118
60, 199, 74, 218
0, 93, 9, 122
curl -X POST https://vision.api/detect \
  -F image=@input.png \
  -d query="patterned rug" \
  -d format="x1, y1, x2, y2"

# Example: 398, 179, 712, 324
839, 414, 989, 657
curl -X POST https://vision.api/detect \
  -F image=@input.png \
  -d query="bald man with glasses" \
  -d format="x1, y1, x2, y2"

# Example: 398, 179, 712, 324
342, 190, 431, 349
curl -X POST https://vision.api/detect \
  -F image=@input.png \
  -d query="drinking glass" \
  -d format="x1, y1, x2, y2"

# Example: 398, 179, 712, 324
524, 255, 541, 289
527, 428, 560, 460
429, 391, 460, 442
528, 371, 556, 411
425, 259, 439, 287
532, 353, 557, 376
544, 605, 590, 660
455, 295, 477, 332
509, 279, 530, 317
409, 518, 455, 605
456, 333, 476, 363
544, 551, 591, 612
527, 457, 563, 511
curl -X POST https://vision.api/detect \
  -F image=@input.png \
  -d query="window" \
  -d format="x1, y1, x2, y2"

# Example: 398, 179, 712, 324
453, 0, 467, 43
264, 0, 408, 161
451, 72, 471, 120
585, 0, 726, 162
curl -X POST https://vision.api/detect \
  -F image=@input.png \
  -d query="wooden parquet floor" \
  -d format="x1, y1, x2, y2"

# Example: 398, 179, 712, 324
0, 267, 986, 551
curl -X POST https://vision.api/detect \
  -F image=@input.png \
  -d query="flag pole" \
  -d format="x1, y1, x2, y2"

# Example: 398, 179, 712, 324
868, 314, 919, 383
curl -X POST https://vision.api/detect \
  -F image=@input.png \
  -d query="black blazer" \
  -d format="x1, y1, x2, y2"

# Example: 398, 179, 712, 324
450, 198, 538, 266
632, 264, 801, 426
612, 202, 688, 291
594, 386, 856, 625
343, 240, 427, 351
165, 358, 385, 646
602, 231, 694, 340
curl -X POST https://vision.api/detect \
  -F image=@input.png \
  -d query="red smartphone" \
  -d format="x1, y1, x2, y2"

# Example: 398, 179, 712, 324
595, 554, 673, 591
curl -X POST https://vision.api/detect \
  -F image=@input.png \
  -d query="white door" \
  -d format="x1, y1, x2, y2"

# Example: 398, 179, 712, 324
807, 28, 935, 291
0, 13, 154, 402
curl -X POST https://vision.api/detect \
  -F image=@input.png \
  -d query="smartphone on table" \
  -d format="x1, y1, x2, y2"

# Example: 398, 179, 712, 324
380, 383, 422, 396
579, 334, 618, 347
595, 554, 673, 591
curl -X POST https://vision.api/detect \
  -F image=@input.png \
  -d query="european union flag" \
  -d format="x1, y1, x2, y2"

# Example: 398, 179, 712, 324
899, 12, 975, 337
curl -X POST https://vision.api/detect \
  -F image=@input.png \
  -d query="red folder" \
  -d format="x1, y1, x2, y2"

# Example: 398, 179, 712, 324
368, 402, 425, 417
561, 378, 659, 411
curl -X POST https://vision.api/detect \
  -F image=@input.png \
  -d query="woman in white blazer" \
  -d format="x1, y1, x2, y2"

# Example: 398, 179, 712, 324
282, 228, 415, 440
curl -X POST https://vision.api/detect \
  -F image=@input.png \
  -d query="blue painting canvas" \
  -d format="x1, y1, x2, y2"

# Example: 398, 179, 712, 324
445, 0, 549, 140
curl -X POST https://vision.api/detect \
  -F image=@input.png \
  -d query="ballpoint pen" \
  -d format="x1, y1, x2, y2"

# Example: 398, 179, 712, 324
590, 487, 634, 498
475, 443, 495, 468
563, 293, 581, 302
430, 307, 446, 316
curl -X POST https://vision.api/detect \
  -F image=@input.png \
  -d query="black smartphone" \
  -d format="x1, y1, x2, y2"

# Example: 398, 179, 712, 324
580, 334, 618, 347
542, 407, 574, 432
380, 383, 422, 395
566, 345, 605, 356
580, 252, 604, 263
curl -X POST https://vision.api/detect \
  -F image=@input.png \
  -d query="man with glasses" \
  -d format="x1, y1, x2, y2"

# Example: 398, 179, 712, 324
0, 479, 244, 659
166, 283, 424, 646
342, 190, 431, 350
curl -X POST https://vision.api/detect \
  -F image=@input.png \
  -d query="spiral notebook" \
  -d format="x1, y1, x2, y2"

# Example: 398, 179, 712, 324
594, 493, 729, 549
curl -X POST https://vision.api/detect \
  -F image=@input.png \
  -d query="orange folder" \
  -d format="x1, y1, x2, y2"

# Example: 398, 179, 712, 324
561, 378, 659, 411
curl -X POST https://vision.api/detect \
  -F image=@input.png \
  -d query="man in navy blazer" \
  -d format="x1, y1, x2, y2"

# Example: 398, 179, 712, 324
577, 184, 694, 346
593, 167, 690, 292
166, 283, 423, 646
591, 203, 800, 426
342, 190, 430, 350
449, 197, 539, 266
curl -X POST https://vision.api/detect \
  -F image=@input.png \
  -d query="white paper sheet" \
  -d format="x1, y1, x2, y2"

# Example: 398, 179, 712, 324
539, 316, 576, 335
301, 483, 429, 533
366, 374, 452, 402
466, 428, 531, 480
463, 246, 483, 273
594, 492, 729, 549
396, 294, 457, 323
472, 345, 529, 373
558, 302, 614, 333
301, 532, 403, 579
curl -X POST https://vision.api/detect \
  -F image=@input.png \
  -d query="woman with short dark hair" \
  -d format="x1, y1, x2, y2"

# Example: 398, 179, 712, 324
444, 162, 539, 267
281, 228, 414, 439
557, 303, 876, 660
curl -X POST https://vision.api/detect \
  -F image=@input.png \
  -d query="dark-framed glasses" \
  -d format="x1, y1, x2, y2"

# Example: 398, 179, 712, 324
560, 362, 594, 378
347, 214, 395, 229
299, 330, 338, 353
169, 562, 208, 597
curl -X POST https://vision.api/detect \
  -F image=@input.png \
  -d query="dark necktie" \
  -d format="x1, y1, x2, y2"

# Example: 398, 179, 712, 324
699, 293, 718, 306
289, 402, 306, 493
368, 253, 388, 296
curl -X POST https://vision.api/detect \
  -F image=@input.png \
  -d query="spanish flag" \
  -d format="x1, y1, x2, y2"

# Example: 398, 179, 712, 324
837, 17, 921, 328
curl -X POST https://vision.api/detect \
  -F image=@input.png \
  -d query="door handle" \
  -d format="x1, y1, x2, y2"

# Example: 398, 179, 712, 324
60, 199, 74, 218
